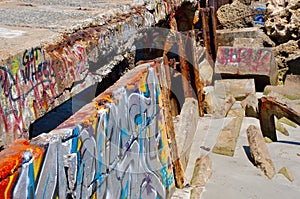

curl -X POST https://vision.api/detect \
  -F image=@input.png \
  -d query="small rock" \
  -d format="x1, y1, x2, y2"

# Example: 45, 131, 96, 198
279, 117, 298, 128
246, 125, 275, 179
200, 146, 210, 151
275, 120, 289, 136
264, 137, 273, 143
278, 167, 294, 182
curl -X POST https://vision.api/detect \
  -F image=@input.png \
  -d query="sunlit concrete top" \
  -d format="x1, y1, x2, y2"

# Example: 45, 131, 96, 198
0, 0, 138, 60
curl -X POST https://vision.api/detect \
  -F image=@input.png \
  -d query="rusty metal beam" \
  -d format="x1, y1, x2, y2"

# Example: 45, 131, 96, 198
210, 6, 218, 61
154, 59, 185, 189
170, 11, 193, 98
190, 30, 205, 116
259, 96, 300, 141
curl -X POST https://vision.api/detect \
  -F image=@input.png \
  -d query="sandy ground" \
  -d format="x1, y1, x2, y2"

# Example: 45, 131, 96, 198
173, 111, 300, 198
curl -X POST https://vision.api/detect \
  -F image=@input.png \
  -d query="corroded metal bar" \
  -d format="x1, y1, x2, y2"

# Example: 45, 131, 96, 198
155, 59, 185, 189
170, 11, 193, 98
210, 6, 218, 61
190, 30, 205, 116
259, 96, 300, 141
201, 8, 212, 60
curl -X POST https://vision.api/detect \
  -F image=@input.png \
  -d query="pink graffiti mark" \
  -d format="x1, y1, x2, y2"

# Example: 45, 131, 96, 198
60, 44, 87, 82
217, 48, 272, 74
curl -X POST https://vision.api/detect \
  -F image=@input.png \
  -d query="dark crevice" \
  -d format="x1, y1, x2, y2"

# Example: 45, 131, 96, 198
29, 58, 130, 139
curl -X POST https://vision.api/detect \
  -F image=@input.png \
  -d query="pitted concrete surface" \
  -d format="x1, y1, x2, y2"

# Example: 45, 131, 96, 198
0, 0, 136, 60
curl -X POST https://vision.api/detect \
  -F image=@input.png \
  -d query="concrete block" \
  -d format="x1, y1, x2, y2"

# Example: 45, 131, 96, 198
215, 47, 278, 85
0, 62, 177, 198
264, 77, 300, 101
214, 79, 256, 100
212, 117, 243, 157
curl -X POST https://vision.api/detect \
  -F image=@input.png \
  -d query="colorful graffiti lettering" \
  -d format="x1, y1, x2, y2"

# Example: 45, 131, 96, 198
0, 43, 90, 145
0, 64, 175, 199
0, 47, 57, 142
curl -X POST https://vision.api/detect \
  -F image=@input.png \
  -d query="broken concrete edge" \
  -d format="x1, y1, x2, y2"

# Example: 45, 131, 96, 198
246, 125, 275, 179
0, 0, 198, 147
214, 79, 256, 100
174, 98, 199, 173
0, 62, 180, 198
212, 95, 236, 119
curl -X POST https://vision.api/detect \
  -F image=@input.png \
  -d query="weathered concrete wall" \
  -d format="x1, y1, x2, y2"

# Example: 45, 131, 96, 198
0, 0, 197, 147
0, 62, 176, 198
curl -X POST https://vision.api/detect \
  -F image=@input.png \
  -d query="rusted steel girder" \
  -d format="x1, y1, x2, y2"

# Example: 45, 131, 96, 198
170, 11, 193, 98
259, 96, 300, 141
200, 7, 218, 61
192, 2, 205, 116
154, 59, 185, 189
210, 6, 218, 59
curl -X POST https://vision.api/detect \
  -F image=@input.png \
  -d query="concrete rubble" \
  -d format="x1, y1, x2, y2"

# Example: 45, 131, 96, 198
212, 116, 243, 157
246, 125, 276, 179
241, 93, 258, 118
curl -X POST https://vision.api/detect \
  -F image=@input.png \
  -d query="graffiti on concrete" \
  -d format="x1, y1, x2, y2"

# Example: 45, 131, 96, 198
216, 47, 274, 75
0, 64, 175, 199
0, 47, 57, 141
57, 44, 88, 86
0, 42, 91, 144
